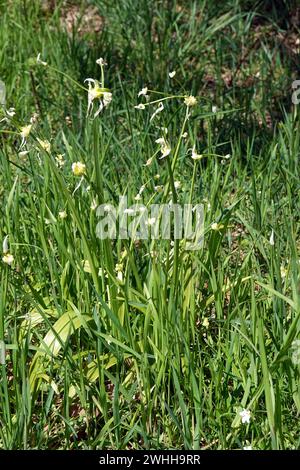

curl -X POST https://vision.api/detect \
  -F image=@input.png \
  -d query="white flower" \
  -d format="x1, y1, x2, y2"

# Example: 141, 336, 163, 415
72, 162, 86, 176
269, 229, 275, 246
103, 91, 112, 107
156, 137, 171, 159
184, 95, 197, 107
280, 265, 287, 278
83, 260, 92, 273
211, 222, 224, 231
134, 194, 142, 201
202, 317, 210, 328
224, 153, 231, 159
191, 145, 202, 160
212, 105, 218, 113
85, 79, 112, 118
6, 107, 16, 117
174, 181, 181, 189
239, 409, 251, 424
58, 211, 67, 219
154, 185, 164, 193
115, 263, 123, 279
20, 124, 32, 147
18, 150, 29, 158
138, 87, 148, 97
150, 102, 164, 121
243, 446, 252, 450
134, 103, 145, 110
96, 58, 106, 66
37, 53, 47, 66
169, 71, 176, 78
2, 253, 14, 265
91, 199, 98, 211
30, 113, 39, 124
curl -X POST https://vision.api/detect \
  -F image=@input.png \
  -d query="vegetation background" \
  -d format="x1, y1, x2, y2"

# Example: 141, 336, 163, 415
0, 0, 299, 450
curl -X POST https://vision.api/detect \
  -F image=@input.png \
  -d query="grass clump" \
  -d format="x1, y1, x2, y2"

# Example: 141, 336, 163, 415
0, 0, 299, 450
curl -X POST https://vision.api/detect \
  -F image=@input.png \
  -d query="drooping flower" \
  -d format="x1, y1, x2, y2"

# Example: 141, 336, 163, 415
36, 53, 47, 66
6, 107, 16, 117
269, 229, 275, 246
85, 79, 112, 118
72, 162, 86, 176
30, 113, 39, 124
184, 95, 197, 107
20, 124, 32, 147
155, 137, 171, 159
169, 71, 176, 78
150, 102, 164, 121
91, 199, 98, 211
96, 57, 106, 66
191, 145, 203, 160
211, 222, 224, 231
239, 409, 251, 424
134, 103, 146, 110
138, 87, 148, 97
202, 317, 210, 328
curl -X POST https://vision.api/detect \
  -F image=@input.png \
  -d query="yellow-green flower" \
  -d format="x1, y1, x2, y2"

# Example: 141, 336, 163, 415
184, 95, 197, 107
85, 78, 112, 118
37, 138, 51, 153
211, 222, 224, 231
72, 162, 86, 176
155, 137, 171, 159
20, 124, 32, 147
2, 253, 14, 265
58, 210, 67, 220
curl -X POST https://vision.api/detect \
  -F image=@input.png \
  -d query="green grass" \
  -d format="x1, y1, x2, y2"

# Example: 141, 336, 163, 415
0, 0, 299, 450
